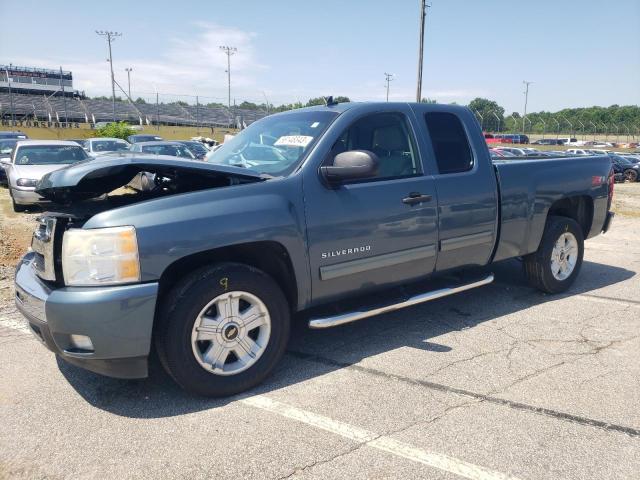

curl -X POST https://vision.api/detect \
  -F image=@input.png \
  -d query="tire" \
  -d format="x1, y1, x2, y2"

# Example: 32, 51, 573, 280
523, 216, 584, 294
155, 262, 290, 397
624, 169, 638, 182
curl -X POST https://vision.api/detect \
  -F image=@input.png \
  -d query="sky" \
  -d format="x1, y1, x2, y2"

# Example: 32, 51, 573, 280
1, 0, 639, 113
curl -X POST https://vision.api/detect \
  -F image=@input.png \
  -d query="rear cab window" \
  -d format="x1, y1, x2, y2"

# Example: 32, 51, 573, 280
424, 112, 474, 174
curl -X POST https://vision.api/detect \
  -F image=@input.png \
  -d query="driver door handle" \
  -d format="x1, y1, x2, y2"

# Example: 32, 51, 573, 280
402, 192, 432, 205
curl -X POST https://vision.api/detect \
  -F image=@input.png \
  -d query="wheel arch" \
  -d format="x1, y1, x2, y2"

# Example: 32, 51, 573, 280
546, 195, 594, 238
157, 241, 298, 313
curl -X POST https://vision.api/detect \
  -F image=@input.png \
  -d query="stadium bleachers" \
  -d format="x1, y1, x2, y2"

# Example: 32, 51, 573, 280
0, 92, 267, 126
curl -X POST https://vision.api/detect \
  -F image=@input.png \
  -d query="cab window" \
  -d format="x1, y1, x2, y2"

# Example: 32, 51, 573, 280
424, 112, 474, 174
330, 112, 421, 180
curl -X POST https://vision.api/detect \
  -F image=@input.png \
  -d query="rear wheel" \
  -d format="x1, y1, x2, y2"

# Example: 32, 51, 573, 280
624, 169, 638, 182
523, 216, 584, 294
155, 262, 290, 397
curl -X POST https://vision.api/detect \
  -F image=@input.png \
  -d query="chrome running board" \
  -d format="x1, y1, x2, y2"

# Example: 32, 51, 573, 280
308, 274, 494, 329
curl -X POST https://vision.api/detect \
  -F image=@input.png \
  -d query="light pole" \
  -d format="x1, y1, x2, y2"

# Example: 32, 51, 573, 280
415, 1, 431, 102
552, 117, 560, 139
576, 120, 585, 141
125, 67, 132, 100
522, 80, 533, 133
558, 114, 572, 139
262, 91, 271, 114
491, 110, 501, 133
384, 72, 394, 102
475, 110, 484, 130
4, 66, 15, 124
96, 30, 122, 122
219, 45, 237, 117
538, 118, 546, 139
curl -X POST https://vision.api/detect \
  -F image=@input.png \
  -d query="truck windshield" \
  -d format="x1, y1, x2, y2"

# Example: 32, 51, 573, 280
205, 110, 338, 176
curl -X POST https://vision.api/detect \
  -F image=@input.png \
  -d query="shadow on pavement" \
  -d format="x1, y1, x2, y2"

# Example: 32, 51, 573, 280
58, 258, 635, 418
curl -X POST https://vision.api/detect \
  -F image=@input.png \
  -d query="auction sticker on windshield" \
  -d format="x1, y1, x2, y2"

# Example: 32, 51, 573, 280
274, 135, 314, 147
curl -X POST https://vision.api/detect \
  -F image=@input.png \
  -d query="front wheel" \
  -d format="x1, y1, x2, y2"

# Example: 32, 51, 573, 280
523, 216, 584, 294
624, 169, 638, 182
155, 262, 290, 397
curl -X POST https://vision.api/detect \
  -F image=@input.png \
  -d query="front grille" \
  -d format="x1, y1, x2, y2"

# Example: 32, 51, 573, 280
30, 216, 57, 281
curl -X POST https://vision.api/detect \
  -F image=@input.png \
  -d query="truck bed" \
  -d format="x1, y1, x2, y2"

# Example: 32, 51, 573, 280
492, 155, 612, 262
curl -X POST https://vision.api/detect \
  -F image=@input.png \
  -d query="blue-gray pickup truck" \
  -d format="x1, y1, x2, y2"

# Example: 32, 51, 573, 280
15, 102, 615, 396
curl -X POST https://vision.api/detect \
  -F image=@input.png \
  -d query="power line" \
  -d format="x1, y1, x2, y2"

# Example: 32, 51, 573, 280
416, 1, 431, 102
95, 30, 122, 122
384, 73, 394, 102
219, 45, 237, 119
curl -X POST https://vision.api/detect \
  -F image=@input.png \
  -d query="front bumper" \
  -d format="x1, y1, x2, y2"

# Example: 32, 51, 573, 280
11, 187, 47, 205
15, 252, 159, 379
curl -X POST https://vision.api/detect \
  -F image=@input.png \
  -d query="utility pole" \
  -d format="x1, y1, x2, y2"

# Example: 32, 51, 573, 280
384, 73, 394, 102
219, 45, 237, 115
415, 1, 431, 102
96, 30, 122, 123
125, 67, 132, 100
522, 80, 533, 133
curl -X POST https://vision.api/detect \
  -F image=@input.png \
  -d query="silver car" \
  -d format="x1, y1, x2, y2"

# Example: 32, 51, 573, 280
1, 140, 89, 212
83, 137, 131, 155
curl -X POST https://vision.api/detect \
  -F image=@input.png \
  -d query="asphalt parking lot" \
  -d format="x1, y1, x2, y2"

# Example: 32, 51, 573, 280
1, 186, 639, 479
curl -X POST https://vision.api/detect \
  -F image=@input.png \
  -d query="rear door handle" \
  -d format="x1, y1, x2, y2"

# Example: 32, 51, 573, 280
402, 192, 432, 205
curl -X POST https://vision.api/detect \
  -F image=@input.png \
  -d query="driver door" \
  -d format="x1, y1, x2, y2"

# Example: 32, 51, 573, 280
303, 109, 439, 305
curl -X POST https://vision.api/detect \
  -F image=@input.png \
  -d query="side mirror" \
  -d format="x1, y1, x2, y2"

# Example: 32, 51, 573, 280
0, 158, 11, 166
320, 150, 379, 185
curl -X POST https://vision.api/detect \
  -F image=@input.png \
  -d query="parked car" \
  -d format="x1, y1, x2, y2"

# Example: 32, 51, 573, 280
0, 139, 19, 185
176, 140, 210, 160
0, 130, 28, 139
83, 137, 131, 155
566, 149, 593, 155
493, 147, 527, 156
127, 134, 164, 144
1, 140, 90, 212
499, 134, 529, 144
68, 139, 87, 148
531, 138, 564, 145
15, 103, 614, 396
611, 162, 627, 183
489, 148, 516, 159
129, 141, 197, 159
610, 155, 640, 182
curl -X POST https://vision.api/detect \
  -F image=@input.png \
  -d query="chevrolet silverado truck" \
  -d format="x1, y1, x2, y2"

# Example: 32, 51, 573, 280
14, 103, 615, 396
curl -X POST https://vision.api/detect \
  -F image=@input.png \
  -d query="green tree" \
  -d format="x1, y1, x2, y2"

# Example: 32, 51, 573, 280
95, 121, 135, 140
305, 96, 351, 107
134, 97, 147, 104
468, 98, 505, 132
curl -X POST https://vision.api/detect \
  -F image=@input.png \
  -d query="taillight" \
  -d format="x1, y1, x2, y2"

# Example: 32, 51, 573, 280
607, 167, 615, 210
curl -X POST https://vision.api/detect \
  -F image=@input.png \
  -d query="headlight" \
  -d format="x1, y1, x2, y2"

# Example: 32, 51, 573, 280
62, 226, 141, 286
16, 178, 38, 187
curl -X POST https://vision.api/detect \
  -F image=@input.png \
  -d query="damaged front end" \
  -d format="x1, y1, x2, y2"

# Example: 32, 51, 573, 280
35, 154, 267, 217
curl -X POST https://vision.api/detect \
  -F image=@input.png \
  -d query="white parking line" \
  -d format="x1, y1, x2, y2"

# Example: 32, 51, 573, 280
242, 395, 522, 480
